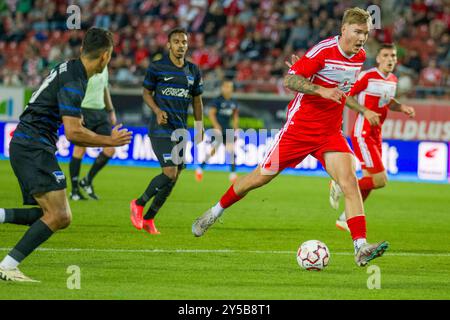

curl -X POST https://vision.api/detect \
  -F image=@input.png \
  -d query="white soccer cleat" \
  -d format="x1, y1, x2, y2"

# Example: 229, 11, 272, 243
336, 213, 350, 232
355, 241, 389, 267
329, 180, 343, 210
192, 208, 218, 237
0, 267, 40, 283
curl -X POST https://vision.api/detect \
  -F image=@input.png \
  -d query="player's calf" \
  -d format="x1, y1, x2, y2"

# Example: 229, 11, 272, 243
372, 172, 388, 189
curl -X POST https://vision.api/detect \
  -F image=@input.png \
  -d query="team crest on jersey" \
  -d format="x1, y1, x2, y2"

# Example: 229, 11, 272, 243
338, 78, 352, 93
379, 91, 391, 107
52, 171, 66, 183
186, 75, 194, 86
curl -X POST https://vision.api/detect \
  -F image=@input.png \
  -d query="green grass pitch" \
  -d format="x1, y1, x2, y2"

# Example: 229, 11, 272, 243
0, 160, 449, 299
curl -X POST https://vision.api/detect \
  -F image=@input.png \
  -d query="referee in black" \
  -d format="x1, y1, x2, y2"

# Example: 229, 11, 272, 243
130, 28, 204, 235
0, 28, 132, 282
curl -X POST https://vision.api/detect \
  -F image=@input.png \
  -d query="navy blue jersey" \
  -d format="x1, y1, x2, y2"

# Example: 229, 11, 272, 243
143, 55, 203, 137
210, 95, 238, 133
12, 59, 88, 153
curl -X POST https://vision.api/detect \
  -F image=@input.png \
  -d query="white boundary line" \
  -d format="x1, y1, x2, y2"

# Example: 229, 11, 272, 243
0, 247, 449, 257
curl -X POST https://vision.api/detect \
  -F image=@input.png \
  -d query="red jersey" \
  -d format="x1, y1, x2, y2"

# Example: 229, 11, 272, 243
350, 67, 398, 139
287, 36, 366, 136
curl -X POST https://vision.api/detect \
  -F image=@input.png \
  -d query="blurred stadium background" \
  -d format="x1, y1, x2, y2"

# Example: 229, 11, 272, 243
0, 0, 449, 182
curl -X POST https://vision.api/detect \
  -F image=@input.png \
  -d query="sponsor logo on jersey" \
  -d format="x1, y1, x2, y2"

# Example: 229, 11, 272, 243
161, 87, 191, 99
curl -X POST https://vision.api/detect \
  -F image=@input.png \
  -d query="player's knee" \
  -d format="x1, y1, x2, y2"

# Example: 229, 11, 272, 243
56, 213, 72, 230
162, 169, 178, 182
338, 175, 359, 196
72, 146, 86, 158
103, 147, 115, 158
44, 209, 72, 230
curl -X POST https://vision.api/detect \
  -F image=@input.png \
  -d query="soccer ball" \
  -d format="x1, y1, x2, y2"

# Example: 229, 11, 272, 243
297, 240, 330, 271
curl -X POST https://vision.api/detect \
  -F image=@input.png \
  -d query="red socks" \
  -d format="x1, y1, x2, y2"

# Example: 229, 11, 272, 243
347, 215, 367, 241
361, 189, 372, 201
359, 177, 374, 201
358, 176, 374, 191
219, 185, 243, 209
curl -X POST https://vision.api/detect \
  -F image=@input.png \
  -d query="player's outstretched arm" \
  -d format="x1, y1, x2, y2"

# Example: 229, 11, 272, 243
389, 98, 416, 118
345, 96, 381, 126
63, 116, 132, 147
283, 74, 344, 103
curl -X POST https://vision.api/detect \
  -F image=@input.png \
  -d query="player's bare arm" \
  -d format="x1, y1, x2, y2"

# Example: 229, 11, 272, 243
63, 116, 132, 147
143, 88, 167, 125
283, 74, 344, 103
233, 108, 239, 131
193, 94, 204, 143
389, 98, 416, 118
346, 95, 381, 126
208, 107, 222, 132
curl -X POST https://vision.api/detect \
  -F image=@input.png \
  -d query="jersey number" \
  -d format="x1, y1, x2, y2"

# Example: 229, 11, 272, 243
28, 62, 68, 104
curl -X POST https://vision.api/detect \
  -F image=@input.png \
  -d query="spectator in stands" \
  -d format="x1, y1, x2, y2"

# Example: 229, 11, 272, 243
419, 59, 443, 87
0, 0, 448, 96
287, 16, 311, 51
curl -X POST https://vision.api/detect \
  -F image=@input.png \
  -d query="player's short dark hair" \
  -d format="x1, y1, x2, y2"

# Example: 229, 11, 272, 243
377, 43, 396, 55
168, 28, 188, 41
81, 27, 114, 59
222, 79, 234, 86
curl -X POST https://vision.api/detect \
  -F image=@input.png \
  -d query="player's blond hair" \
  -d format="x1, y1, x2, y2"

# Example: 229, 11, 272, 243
342, 7, 372, 27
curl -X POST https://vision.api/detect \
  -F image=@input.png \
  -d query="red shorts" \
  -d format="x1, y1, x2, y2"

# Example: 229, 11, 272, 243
350, 135, 385, 174
260, 129, 353, 172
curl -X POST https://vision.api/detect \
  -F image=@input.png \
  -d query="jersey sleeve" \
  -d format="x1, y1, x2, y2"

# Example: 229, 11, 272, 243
57, 80, 85, 118
349, 71, 370, 96
104, 67, 109, 88
192, 66, 204, 96
143, 64, 158, 91
209, 98, 219, 110
288, 52, 325, 78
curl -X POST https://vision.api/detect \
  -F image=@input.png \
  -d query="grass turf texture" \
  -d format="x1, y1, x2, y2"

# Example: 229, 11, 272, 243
0, 160, 449, 299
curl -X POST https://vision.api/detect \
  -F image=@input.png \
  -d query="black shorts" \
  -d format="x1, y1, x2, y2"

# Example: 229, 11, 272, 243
81, 108, 111, 136
9, 143, 67, 205
150, 136, 186, 170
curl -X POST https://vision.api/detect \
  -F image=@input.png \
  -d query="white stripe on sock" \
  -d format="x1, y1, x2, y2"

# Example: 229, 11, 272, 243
353, 238, 367, 254
0, 209, 5, 224
0, 255, 19, 270
211, 202, 224, 218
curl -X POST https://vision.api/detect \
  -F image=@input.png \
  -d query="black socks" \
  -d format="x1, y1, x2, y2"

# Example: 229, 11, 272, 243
86, 152, 111, 184
8, 219, 54, 264
69, 157, 82, 190
143, 181, 175, 220
4, 208, 44, 226
136, 173, 172, 206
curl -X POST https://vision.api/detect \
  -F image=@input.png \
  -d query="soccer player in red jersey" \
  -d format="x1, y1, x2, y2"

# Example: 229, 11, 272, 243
192, 8, 389, 267
330, 43, 416, 231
